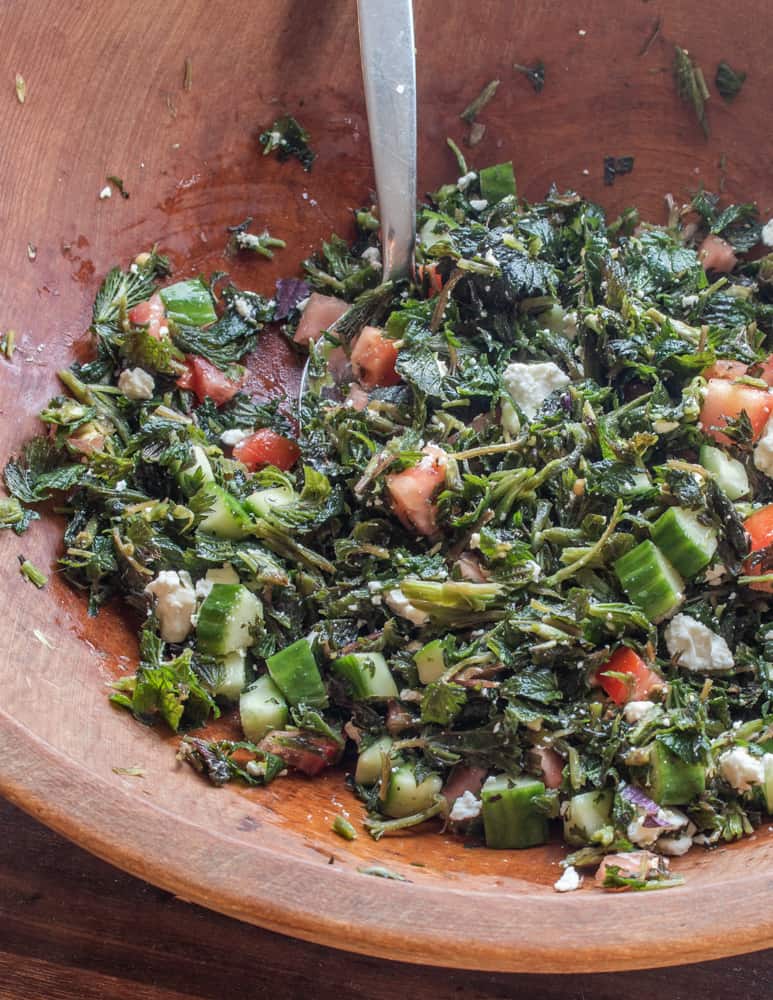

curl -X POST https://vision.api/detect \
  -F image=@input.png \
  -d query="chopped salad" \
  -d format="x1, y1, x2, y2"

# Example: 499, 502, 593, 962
5, 155, 773, 890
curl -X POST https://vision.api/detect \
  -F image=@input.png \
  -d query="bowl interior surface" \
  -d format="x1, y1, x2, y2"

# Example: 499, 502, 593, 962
1, 0, 772, 973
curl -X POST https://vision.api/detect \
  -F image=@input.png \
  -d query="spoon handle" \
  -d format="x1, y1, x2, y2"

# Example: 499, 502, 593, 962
356, 0, 416, 282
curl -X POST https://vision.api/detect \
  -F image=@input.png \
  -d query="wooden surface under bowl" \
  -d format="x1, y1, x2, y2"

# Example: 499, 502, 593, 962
1, 0, 772, 974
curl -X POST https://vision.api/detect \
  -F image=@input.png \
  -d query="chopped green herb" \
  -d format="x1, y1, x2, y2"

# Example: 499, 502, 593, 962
0, 330, 16, 359
259, 115, 316, 171
19, 556, 47, 589
112, 765, 145, 778
466, 122, 486, 147
332, 814, 357, 840
460, 79, 500, 123
715, 61, 747, 101
228, 218, 286, 259
15, 73, 25, 104
357, 865, 410, 882
513, 61, 545, 93
183, 57, 192, 91
674, 45, 710, 137
639, 18, 661, 57
107, 175, 130, 199
603, 156, 635, 187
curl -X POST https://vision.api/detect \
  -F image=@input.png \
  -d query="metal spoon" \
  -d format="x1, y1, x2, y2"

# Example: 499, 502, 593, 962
298, 0, 416, 407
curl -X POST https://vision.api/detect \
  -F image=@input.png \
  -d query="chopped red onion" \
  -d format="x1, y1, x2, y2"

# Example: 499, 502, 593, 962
274, 277, 310, 320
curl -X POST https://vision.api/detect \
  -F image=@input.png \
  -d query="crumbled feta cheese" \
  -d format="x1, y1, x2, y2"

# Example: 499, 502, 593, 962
367, 581, 383, 593
115, 480, 127, 492
234, 295, 253, 320
220, 427, 253, 447
525, 560, 542, 582
681, 294, 699, 308
502, 361, 571, 419
762, 219, 773, 247
483, 250, 500, 269
657, 832, 694, 856
704, 562, 727, 587
753, 415, 773, 478
456, 171, 477, 191
653, 419, 679, 434
385, 587, 429, 626
117, 367, 155, 400
361, 246, 382, 270
718, 747, 765, 791
623, 700, 655, 724
449, 790, 482, 822
129, 263, 139, 275
664, 614, 735, 673
469, 198, 489, 212
554, 866, 582, 892
468, 532, 481, 550
627, 806, 688, 847
145, 570, 196, 642
99, 185, 112, 200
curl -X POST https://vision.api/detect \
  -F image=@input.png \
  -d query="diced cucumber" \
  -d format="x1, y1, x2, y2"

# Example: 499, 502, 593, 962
266, 638, 328, 708
479, 161, 516, 203
244, 486, 296, 519
382, 764, 442, 818
650, 507, 718, 578
195, 485, 252, 539
648, 741, 706, 805
615, 540, 684, 622
699, 444, 749, 501
182, 444, 215, 484
764, 755, 773, 815
196, 583, 262, 655
239, 674, 288, 741
562, 789, 614, 846
213, 649, 248, 701
355, 736, 393, 785
622, 470, 654, 497
414, 639, 445, 684
159, 278, 218, 327
202, 563, 239, 588
481, 775, 548, 849
331, 652, 398, 700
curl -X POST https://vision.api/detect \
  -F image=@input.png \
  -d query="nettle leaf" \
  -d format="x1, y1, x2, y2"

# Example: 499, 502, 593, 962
502, 668, 562, 704
92, 265, 158, 336
4, 438, 82, 503
421, 682, 468, 725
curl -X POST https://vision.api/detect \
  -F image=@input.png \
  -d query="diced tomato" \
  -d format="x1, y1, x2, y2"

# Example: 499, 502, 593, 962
128, 292, 167, 340
178, 355, 242, 405
418, 262, 444, 297
534, 746, 564, 789
386, 444, 448, 536
345, 384, 369, 411
698, 234, 737, 274
233, 428, 300, 471
597, 647, 662, 706
759, 355, 773, 387
442, 765, 487, 807
702, 359, 749, 380
350, 325, 401, 389
699, 378, 773, 446
66, 423, 106, 456
742, 504, 773, 593
293, 292, 348, 346
257, 731, 341, 776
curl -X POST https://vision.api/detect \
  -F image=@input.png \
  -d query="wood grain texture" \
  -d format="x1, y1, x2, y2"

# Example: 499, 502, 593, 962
1, 799, 772, 1000
0, 0, 772, 974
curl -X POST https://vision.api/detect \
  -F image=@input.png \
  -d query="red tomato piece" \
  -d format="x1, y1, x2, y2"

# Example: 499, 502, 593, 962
178, 356, 242, 405
351, 325, 401, 389
128, 292, 167, 340
417, 262, 444, 297
293, 292, 348, 346
386, 444, 447, 536
698, 234, 737, 274
233, 428, 300, 471
442, 765, 488, 808
534, 746, 564, 789
699, 378, 773, 446
597, 647, 662, 706
743, 504, 773, 593
759, 355, 773, 387
257, 731, 341, 776
66, 424, 106, 456
702, 359, 748, 380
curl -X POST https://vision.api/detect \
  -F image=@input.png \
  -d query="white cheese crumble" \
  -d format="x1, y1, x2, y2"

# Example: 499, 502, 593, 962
456, 171, 477, 191
145, 570, 196, 643
627, 807, 688, 848
220, 427, 253, 447
753, 414, 773, 478
553, 866, 582, 893
718, 747, 765, 791
117, 367, 155, 400
449, 790, 482, 822
469, 198, 489, 212
664, 614, 734, 673
704, 562, 727, 587
99, 185, 112, 200
502, 361, 570, 419
657, 832, 694, 856
385, 587, 429, 626
361, 246, 382, 270
623, 700, 655, 724
762, 219, 773, 247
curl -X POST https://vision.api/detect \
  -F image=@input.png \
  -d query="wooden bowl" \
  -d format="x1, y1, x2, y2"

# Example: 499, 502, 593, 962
2, 0, 771, 973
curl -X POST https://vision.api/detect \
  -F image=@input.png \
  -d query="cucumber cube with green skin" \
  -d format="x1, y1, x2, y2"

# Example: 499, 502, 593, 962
181, 444, 214, 487
699, 444, 749, 501
266, 638, 328, 708
382, 764, 442, 818
614, 540, 684, 622
650, 507, 718, 578
213, 649, 247, 701
244, 486, 296, 519
196, 485, 252, 539
481, 775, 548, 849
331, 652, 398, 700
159, 278, 218, 327
355, 735, 393, 785
763, 755, 773, 815
196, 584, 262, 656
648, 741, 706, 805
239, 674, 288, 742
563, 789, 613, 846
414, 639, 445, 684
